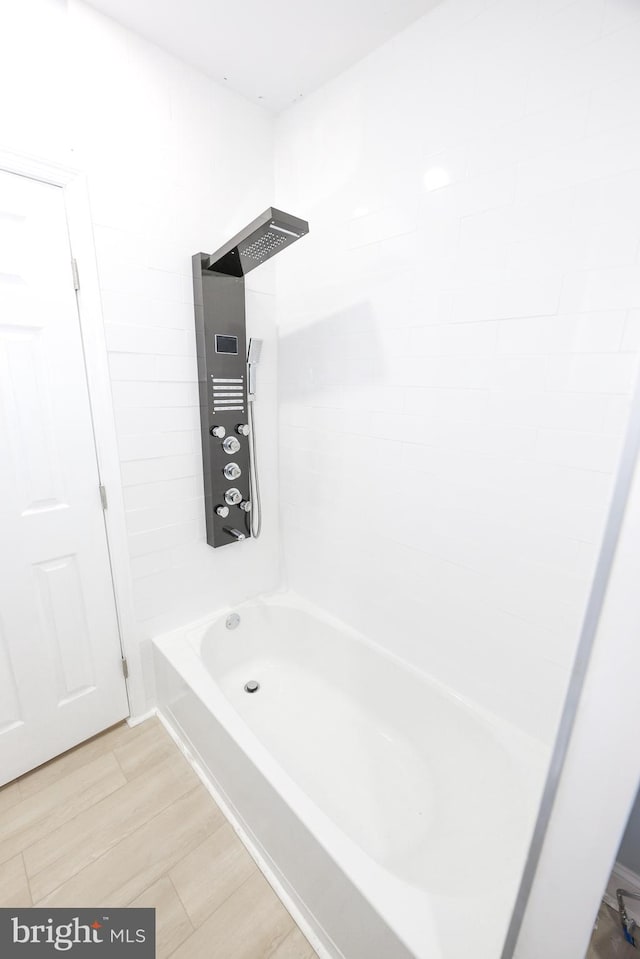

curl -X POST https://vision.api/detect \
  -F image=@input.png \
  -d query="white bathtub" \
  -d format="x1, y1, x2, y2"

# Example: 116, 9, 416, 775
153, 592, 547, 959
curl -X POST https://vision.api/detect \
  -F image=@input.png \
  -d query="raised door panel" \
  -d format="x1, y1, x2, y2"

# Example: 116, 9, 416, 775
0, 170, 129, 785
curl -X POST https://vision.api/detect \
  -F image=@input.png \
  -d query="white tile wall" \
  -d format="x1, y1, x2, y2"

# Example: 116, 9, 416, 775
0, 0, 280, 706
67, 3, 281, 679
4, 0, 640, 733
275, 0, 640, 743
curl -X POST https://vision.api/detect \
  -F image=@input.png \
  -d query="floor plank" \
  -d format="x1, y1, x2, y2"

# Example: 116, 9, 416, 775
130, 876, 194, 959
271, 926, 318, 959
0, 854, 32, 907
0, 780, 21, 815
169, 871, 295, 959
2, 717, 318, 958
17, 721, 153, 801
0, 753, 126, 867
587, 902, 636, 958
38, 785, 223, 907
25, 751, 198, 901
113, 721, 178, 782
169, 822, 257, 927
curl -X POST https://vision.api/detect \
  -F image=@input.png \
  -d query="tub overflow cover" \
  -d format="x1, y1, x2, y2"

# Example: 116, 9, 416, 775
244, 680, 260, 693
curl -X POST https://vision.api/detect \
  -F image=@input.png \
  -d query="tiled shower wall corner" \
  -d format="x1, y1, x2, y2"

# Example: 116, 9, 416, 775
0, 0, 280, 705
274, 0, 640, 743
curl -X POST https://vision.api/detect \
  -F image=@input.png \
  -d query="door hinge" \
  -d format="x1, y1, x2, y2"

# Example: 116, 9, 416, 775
121, 657, 129, 679
99, 484, 108, 510
71, 258, 80, 291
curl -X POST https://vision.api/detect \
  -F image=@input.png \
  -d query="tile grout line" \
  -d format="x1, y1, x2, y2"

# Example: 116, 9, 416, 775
163, 872, 258, 959
32, 782, 207, 907
166, 827, 258, 930
18, 760, 133, 881
20, 852, 35, 907
22, 745, 190, 886
110, 748, 129, 781
12, 722, 142, 802
163, 873, 196, 939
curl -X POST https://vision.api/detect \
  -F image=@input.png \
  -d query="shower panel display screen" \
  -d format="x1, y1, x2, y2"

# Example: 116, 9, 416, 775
215, 334, 238, 354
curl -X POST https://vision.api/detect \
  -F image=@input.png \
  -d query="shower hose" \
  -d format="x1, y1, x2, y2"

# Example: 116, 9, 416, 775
248, 398, 262, 539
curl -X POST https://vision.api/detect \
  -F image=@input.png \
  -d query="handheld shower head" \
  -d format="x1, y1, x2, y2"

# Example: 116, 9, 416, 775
247, 338, 263, 366
247, 338, 263, 399
246, 337, 264, 540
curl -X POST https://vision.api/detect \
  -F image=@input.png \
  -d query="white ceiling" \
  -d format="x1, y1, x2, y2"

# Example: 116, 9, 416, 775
83, 0, 440, 112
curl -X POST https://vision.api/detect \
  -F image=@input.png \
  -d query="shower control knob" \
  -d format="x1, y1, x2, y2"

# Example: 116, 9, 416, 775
210, 425, 225, 438
215, 505, 230, 518
224, 487, 242, 506
236, 424, 250, 436
223, 462, 242, 480
222, 436, 241, 454
239, 500, 251, 512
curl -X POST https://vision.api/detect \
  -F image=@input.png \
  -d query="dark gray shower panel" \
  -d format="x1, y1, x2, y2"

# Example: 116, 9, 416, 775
193, 207, 309, 549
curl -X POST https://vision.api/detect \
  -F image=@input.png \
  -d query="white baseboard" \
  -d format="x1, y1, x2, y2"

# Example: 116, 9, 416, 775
126, 708, 157, 728
603, 861, 640, 925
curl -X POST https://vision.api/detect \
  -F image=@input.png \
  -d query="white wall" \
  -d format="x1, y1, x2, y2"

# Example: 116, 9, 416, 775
618, 788, 640, 876
0, 0, 278, 706
512, 379, 640, 958
275, 0, 640, 743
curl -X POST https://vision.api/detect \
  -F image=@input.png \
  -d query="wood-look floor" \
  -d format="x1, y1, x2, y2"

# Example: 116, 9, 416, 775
0, 718, 317, 959
586, 901, 637, 959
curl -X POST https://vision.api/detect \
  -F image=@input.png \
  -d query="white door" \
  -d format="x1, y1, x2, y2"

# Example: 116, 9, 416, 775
0, 169, 129, 786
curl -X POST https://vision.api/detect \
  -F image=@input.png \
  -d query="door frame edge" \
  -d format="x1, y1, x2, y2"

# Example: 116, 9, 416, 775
0, 146, 146, 720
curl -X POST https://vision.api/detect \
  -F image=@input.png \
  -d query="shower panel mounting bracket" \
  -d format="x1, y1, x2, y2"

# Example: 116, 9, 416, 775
193, 207, 309, 548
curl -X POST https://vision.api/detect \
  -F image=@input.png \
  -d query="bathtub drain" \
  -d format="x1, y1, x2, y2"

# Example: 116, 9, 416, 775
244, 680, 260, 694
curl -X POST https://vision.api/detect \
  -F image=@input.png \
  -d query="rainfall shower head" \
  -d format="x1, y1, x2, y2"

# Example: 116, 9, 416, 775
206, 208, 309, 276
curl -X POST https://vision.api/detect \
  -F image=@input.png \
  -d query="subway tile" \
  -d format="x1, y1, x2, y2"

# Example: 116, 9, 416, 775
114, 406, 200, 436
101, 291, 194, 331
117, 430, 198, 463
485, 391, 609, 430
466, 94, 589, 177
123, 476, 203, 511
410, 322, 498, 356
560, 266, 640, 313
109, 353, 158, 382
120, 454, 202, 487
111, 381, 198, 410
128, 522, 200, 559
535, 429, 622, 473
622, 311, 640, 352
155, 355, 198, 382
545, 353, 638, 393
497, 313, 627, 355
105, 324, 195, 357
126, 497, 203, 535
